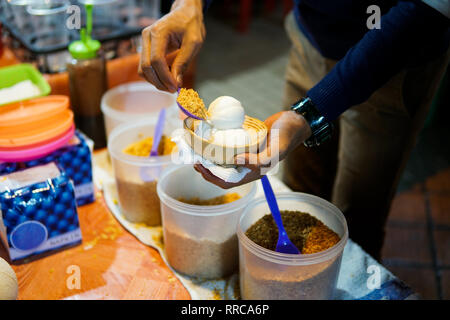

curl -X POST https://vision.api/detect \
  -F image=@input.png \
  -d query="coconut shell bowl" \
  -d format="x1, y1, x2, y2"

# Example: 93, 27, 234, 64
183, 116, 268, 166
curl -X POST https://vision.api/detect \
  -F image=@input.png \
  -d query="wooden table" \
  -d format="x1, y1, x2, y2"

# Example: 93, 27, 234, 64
2, 189, 190, 300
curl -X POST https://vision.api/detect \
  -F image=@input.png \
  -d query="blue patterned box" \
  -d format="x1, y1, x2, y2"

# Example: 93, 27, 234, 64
0, 163, 82, 262
0, 130, 94, 207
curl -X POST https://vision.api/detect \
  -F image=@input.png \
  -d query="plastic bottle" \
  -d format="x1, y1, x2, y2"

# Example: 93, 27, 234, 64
67, 4, 107, 149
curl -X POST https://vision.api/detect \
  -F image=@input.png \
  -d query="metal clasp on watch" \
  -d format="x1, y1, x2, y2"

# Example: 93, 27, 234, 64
290, 97, 333, 147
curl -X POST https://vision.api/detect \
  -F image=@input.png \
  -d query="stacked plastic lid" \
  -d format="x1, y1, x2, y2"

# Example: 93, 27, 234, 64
0, 96, 75, 162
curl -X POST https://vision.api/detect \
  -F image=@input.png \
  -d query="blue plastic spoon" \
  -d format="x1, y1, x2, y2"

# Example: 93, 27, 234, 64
150, 108, 166, 156
260, 175, 301, 254
139, 108, 166, 181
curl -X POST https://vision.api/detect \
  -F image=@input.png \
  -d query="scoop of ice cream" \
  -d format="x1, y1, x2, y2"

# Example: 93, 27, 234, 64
208, 96, 245, 130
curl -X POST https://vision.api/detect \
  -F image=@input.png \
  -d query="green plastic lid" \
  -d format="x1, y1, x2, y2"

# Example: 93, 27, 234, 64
69, 30, 100, 59
68, 4, 100, 60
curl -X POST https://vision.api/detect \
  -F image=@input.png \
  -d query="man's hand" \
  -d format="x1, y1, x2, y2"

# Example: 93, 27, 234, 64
139, 0, 205, 92
194, 111, 312, 189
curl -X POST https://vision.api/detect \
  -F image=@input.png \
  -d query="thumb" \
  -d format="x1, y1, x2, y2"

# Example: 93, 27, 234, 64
171, 39, 201, 87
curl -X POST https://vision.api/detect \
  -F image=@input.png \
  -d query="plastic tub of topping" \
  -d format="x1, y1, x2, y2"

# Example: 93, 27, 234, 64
108, 119, 177, 226
0, 64, 51, 106
237, 192, 348, 300
0, 124, 75, 162
101, 81, 180, 138
157, 165, 257, 279
0, 95, 75, 162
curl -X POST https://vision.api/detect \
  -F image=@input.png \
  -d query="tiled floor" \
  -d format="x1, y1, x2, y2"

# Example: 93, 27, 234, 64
382, 169, 450, 300
196, 3, 449, 300
196, 6, 290, 121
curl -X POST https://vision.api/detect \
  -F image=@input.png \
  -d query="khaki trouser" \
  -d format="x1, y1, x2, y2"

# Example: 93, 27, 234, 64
282, 12, 449, 260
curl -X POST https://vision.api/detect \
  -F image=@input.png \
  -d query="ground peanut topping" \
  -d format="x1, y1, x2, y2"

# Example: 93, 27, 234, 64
123, 135, 176, 157
177, 88, 208, 119
177, 193, 241, 205
245, 210, 340, 254
303, 223, 341, 254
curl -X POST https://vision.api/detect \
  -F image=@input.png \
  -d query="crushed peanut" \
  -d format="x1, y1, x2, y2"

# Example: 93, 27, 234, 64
123, 135, 176, 157
246, 210, 340, 254
167, 276, 177, 283
177, 193, 241, 205
177, 88, 208, 119
303, 223, 341, 254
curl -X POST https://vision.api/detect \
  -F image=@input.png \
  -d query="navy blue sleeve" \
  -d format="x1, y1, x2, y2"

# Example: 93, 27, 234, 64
307, 0, 450, 122
203, 0, 213, 13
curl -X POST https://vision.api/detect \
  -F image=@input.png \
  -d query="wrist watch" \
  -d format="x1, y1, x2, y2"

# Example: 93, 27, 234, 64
290, 97, 333, 147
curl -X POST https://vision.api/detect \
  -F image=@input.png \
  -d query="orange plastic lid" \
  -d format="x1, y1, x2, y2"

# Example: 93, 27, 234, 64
0, 95, 69, 127
0, 96, 74, 148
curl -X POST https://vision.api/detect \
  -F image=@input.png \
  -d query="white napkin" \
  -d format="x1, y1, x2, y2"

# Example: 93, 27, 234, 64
171, 130, 251, 183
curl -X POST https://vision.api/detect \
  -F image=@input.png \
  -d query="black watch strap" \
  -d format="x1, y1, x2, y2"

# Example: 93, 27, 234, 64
290, 97, 333, 147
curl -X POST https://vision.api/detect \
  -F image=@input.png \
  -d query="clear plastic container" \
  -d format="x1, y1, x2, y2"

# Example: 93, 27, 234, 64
77, 0, 121, 39
237, 192, 348, 300
157, 165, 257, 279
108, 119, 177, 226
0, 1, 14, 25
101, 81, 179, 139
8, 0, 33, 33
116, 0, 160, 28
27, 0, 70, 49
76, 0, 160, 30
